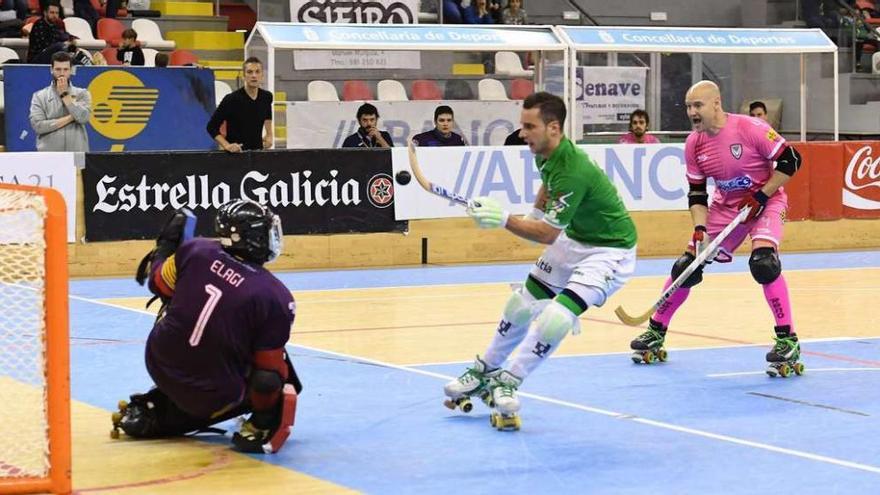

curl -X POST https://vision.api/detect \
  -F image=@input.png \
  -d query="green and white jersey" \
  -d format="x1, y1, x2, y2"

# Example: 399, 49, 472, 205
537, 137, 637, 249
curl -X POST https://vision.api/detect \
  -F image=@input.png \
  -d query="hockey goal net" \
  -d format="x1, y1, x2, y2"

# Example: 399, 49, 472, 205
0, 184, 70, 495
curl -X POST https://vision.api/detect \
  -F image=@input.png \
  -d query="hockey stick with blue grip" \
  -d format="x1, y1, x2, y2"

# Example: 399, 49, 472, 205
614, 207, 751, 326
407, 140, 479, 208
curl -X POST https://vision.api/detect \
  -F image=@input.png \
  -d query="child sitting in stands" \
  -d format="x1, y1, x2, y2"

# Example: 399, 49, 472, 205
117, 28, 145, 66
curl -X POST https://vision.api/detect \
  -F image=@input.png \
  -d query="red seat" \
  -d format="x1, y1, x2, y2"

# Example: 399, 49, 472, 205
90, 0, 128, 18
97, 18, 126, 47
101, 47, 122, 66
342, 80, 373, 101
411, 80, 442, 100
510, 79, 534, 100
170, 49, 199, 66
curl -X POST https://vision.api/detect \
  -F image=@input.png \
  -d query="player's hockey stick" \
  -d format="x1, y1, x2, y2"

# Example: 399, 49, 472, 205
407, 140, 476, 207
614, 207, 751, 326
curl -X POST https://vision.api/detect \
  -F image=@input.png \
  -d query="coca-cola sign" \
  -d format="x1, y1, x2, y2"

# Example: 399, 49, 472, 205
843, 142, 880, 215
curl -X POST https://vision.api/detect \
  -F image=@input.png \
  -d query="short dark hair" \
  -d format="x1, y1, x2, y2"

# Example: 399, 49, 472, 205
122, 28, 138, 40
154, 53, 169, 67
434, 105, 454, 121
522, 92, 566, 127
356, 103, 379, 120
43, 0, 60, 12
242, 56, 262, 70
629, 109, 650, 125
51, 51, 72, 66
749, 101, 767, 113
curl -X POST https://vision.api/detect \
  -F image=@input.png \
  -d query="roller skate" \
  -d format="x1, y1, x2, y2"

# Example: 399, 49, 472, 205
630, 320, 668, 364
488, 370, 522, 431
109, 393, 161, 439
443, 356, 499, 413
110, 400, 129, 439
765, 335, 804, 378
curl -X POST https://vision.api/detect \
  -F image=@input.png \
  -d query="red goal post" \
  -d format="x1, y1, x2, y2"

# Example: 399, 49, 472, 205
0, 184, 71, 495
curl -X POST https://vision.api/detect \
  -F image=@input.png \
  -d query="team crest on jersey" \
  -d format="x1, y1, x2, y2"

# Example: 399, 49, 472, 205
730, 144, 743, 159
766, 129, 779, 142
367, 173, 394, 209
544, 191, 573, 223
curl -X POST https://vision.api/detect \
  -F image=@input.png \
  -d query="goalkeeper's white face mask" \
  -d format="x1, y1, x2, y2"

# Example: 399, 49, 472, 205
266, 214, 283, 263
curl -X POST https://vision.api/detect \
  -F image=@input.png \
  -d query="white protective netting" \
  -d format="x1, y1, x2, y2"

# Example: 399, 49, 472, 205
0, 187, 49, 479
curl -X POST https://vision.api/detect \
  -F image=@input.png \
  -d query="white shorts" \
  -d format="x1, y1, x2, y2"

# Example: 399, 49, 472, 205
529, 231, 637, 307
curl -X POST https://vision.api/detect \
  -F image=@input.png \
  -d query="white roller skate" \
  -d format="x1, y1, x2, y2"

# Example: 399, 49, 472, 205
443, 356, 499, 413
488, 370, 522, 431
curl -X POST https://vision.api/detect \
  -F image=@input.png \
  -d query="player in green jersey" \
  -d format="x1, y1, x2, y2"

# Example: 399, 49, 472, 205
443, 92, 638, 430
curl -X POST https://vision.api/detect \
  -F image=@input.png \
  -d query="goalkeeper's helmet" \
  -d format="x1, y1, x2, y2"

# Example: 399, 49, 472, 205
214, 199, 283, 264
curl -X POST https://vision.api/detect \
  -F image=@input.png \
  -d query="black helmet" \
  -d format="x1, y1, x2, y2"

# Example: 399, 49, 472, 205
214, 199, 283, 264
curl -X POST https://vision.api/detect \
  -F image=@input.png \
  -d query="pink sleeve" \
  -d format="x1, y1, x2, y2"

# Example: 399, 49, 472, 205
745, 117, 786, 160
684, 134, 705, 182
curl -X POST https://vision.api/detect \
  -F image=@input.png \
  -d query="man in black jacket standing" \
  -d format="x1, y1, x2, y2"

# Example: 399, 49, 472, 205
206, 57, 273, 152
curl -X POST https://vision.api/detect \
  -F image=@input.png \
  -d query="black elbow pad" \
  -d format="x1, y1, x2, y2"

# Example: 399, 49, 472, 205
775, 146, 801, 176
687, 181, 709, 207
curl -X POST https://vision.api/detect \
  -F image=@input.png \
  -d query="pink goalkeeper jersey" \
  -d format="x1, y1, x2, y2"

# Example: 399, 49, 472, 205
685, 113, 787, 208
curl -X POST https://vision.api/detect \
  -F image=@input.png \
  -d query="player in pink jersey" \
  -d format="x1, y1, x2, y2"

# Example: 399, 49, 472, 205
618, 109, 661, 144
629, 81, 805, 377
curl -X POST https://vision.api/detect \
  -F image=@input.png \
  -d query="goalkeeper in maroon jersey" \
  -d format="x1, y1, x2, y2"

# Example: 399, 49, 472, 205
112, 199, 301, 454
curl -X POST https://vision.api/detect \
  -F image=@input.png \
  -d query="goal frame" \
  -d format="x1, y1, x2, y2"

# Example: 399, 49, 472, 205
0, 184, 71, 495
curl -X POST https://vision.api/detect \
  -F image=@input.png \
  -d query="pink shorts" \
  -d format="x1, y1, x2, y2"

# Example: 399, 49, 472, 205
691, 195, 787, 262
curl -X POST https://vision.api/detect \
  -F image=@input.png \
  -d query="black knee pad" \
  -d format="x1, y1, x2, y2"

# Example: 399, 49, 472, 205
250, 369, 284, 395
749, 247, 781, 284
671, 252, 704, 288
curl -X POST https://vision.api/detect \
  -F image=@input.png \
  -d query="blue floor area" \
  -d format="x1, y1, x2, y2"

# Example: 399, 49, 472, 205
70, 249, 880, 299
228, 341, 880, 494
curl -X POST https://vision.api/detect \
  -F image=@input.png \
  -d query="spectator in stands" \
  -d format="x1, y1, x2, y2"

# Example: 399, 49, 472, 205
618, 109, 660, 144
206, 56, 273, 152
443, 0, 464, 23
488, 0, 503, 23
29, 51, 91, 151
463, 0, 494, 24
117, 28, 145, 66
1, 0, 28, 20
73, 0, 100, 36
104, 0, 121, 19
413, 105, 467, 146
342, 103, 394, 149
802, 0, 840, 30
502, 0, 527, 25
749, 101, 769, 122
155, 52, 170, 68
504, 128, 526, 145
27, 1, 76, 64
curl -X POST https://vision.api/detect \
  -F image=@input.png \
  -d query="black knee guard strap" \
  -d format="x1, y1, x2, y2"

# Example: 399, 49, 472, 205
749, 247, 781, 284
285, 353, 303, 395
671, 252, 704, 288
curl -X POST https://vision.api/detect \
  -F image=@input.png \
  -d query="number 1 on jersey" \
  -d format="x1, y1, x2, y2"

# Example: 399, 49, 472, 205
190, 284, 223, 346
